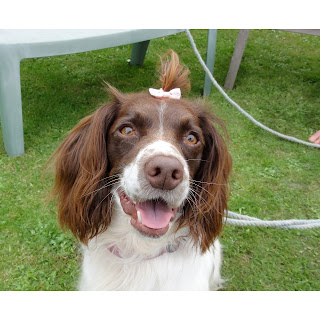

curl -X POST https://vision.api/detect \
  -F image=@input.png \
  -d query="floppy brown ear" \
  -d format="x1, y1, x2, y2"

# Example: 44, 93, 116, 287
51, 97, 121, 244
179, 111, 232, 253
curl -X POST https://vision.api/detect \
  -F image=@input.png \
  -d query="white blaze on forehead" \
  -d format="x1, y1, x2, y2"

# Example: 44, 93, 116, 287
158, 101, 167, 138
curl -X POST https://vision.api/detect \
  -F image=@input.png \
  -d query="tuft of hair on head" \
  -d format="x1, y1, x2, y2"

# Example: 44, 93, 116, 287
100, 78, 125, 104
159, 50, 191, 94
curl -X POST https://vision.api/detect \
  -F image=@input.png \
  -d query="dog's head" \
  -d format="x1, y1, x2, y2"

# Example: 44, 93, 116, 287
52, 51, 231, 254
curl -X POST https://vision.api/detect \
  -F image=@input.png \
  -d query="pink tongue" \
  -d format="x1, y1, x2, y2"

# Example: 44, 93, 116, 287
136, 200, 174, 229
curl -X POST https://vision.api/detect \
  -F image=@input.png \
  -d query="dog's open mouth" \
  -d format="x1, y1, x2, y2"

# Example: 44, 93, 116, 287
118, 191, 178, 237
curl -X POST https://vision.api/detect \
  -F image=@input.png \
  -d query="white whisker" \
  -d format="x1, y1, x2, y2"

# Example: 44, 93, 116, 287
191, 178, 226, 186
188, 187, 211, 225
80, 178, 121, 198
86, 174, 121, 189
98, 185, 121, 208
186, 159, 209, 163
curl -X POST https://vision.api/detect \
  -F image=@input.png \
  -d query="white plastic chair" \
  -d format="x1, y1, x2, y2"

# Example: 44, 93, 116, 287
0, 29, 217, 156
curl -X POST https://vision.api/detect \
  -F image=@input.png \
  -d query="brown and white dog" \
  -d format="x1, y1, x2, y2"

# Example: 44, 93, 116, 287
51, 51, 232, 290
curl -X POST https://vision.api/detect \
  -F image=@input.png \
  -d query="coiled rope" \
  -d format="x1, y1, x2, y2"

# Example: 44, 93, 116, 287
185, 29, 320, 229
185, 29, 320, 149
226, 211, 320, 229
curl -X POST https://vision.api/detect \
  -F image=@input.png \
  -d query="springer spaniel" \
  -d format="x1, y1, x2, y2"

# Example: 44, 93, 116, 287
51, 51, 232, 290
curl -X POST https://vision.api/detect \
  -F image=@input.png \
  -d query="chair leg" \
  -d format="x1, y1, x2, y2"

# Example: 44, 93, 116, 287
130, 40, 150, 66
224, 29, 250, 90
0, 57, 25, 156
203, 29, 218, 96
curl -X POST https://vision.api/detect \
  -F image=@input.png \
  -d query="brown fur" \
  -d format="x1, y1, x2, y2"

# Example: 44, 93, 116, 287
159, 50, 191, 93
51, 102, 120, 244
176, 106, 231, 253
51, 50, 232, 253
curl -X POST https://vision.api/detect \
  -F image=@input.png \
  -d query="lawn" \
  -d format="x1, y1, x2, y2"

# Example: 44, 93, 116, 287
0, 29, 319, 291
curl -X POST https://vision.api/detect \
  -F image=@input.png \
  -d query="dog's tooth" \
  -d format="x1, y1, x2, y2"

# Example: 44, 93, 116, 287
137, 210, 142, 224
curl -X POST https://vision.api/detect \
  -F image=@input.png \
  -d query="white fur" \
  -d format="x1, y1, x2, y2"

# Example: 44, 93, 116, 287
79, 235, 222, 290
78, 140, 223, 290
158, 101, 167, 137
121, 140, 190, 208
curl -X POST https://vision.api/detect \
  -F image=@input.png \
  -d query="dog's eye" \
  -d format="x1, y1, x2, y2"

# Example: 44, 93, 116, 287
120, 126, 135, 136
186, 134, 198, 145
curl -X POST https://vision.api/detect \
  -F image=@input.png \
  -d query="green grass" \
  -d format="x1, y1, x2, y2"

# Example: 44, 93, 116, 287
0, 30, 319, 290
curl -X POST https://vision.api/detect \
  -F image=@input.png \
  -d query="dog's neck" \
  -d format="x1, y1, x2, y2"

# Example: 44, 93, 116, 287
107, 241, 180, 260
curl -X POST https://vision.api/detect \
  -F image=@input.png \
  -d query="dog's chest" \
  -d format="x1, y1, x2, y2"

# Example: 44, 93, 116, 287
79, 246, 216, 290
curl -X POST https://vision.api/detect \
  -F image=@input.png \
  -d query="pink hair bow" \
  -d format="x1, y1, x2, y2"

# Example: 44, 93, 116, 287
149, 88, 181, 100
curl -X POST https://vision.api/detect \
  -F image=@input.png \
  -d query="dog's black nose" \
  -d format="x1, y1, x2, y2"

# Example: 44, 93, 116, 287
144, 156, 184, 190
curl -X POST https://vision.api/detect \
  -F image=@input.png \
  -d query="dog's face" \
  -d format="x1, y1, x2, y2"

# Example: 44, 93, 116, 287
52, 51, 231, 253
107, 94, 204, 238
